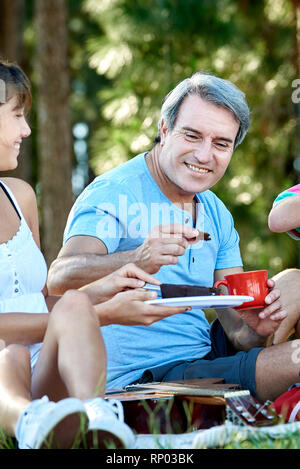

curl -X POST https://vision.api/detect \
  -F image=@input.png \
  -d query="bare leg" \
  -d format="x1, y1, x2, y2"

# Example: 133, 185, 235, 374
0, 344, 32, 436
0, 293, 108, 448
31, 290, 107, 402
272, 269, 300, 344
255, 339, 300, 401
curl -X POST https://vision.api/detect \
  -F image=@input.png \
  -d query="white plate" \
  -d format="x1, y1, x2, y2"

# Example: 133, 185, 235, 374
145, 295, 254, 309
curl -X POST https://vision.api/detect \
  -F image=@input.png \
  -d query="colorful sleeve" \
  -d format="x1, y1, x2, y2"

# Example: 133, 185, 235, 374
273, 184, 300, 240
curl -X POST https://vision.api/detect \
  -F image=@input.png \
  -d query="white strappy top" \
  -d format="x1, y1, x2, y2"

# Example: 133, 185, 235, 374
0, 180, 48, 369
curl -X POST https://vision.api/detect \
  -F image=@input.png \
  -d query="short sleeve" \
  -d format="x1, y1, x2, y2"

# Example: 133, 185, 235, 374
63, 179, 130, 253
272, 184, 300, 240
273, 184, 300, 207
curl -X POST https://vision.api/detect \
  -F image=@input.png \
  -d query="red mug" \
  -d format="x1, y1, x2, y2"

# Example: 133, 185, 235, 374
214, 270, 269, 310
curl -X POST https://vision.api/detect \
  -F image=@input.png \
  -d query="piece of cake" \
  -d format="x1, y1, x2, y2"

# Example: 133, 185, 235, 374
160, 284, 220, 298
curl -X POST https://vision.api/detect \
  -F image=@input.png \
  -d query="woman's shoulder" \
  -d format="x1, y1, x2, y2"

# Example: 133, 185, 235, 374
0, 177, 35, 195
0, 177, 37, 211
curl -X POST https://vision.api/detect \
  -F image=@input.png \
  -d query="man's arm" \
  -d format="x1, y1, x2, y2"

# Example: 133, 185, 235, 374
213, 267, 287, 350
48, 224, 200, 295
48, 235, 140, 295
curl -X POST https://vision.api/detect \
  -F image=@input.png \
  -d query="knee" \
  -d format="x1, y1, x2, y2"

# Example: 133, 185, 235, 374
54, 290, 93, 315
59, 289, 91, 308
65, 289, 94, 312
0, 344, 30, 368
273, 268, 300, 285
50, 290, 97, 328
273, 269, 300, 303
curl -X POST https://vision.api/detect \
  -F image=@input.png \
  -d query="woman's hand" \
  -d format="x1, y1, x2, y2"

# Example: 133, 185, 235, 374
94, 288, 190, 327
80, 263, 161, 305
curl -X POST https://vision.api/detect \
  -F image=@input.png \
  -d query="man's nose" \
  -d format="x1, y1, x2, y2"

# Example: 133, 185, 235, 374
193, 139, 213, 163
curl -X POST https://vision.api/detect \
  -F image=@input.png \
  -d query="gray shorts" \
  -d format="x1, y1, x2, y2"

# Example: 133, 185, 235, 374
136, 319, 263, 397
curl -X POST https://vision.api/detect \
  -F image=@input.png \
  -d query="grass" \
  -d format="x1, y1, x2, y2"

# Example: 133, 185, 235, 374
0, 393, 299, 449
221, 427, 300, 449
0, 422, 299, 449
130, 398, 300, 450
0, 427, 16, 449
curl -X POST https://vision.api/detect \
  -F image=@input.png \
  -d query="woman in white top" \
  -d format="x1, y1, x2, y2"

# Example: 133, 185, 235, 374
0, 61, 187, 449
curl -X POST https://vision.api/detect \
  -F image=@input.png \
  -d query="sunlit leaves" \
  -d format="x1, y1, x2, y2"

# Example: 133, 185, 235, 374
82, 0, 299, 274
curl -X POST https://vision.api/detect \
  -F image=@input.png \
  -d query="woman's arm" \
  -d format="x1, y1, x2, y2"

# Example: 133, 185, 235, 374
0, 313, 48, 346
268, 195, 300, 233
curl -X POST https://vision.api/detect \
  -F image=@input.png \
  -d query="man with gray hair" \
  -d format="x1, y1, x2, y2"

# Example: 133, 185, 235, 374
155, 72, 250, 148
48, 71, 300, 402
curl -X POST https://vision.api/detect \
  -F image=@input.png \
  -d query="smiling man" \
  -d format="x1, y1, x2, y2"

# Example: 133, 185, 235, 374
48, 72, 300, 402
147, 94, 239, 205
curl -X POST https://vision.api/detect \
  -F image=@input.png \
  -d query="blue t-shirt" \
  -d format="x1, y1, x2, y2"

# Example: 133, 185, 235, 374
64, 153, 243, 389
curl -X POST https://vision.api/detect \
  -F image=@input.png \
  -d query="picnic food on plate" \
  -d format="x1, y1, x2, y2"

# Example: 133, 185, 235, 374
160, 284, 221, 298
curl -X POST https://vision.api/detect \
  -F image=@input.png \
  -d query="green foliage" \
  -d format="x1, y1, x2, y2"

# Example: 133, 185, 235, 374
19, 0, 300, 274
80, 0, 300, 275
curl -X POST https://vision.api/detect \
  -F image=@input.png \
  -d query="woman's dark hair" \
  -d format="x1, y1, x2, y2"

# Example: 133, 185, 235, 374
0, 60, 32, 113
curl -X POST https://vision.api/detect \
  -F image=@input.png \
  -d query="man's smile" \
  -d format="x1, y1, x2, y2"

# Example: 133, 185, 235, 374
185, 162, 211, 174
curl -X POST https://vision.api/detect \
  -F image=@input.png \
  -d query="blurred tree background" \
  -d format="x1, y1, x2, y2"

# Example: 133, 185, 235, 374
0, 0, 299, 273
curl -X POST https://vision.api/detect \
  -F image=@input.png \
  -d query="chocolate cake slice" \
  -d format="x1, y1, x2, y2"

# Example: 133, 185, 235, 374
160, 284, 221, 298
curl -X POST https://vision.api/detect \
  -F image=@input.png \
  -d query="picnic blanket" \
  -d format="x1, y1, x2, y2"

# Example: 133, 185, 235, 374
132, 420, 300, 449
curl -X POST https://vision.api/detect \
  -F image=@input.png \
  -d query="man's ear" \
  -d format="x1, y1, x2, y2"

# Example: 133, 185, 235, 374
160, 119, 168, 146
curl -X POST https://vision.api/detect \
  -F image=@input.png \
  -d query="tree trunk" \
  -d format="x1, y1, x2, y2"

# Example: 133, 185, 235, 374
0, 0, 32, 183
35, 0, 73, 266
0, 0, 25, 62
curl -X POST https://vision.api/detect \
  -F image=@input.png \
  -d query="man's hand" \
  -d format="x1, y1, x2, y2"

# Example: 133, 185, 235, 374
95, 289, 190, 327
237, 279, 288, 338
134, 223, 203, 274
80, 263, 161, 305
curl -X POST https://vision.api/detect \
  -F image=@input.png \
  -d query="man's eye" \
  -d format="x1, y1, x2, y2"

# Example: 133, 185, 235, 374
214, 142, 229, 149
185, 133, 199, 140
